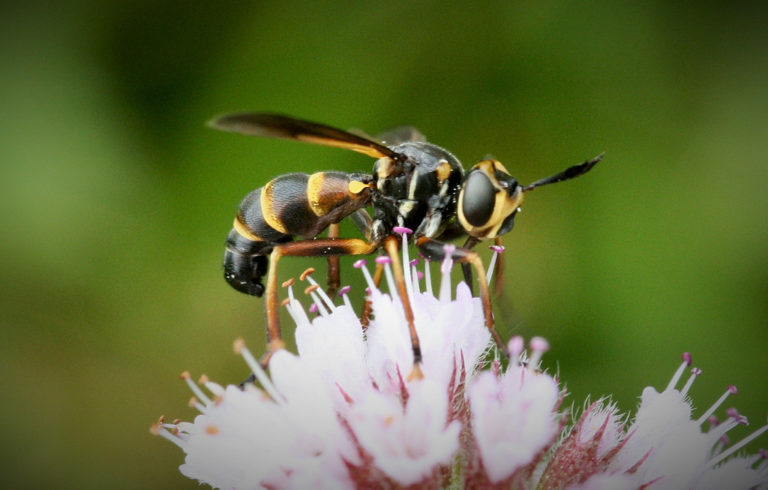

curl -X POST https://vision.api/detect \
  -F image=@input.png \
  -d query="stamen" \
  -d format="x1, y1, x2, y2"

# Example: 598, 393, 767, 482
423, 256, 433, 296
232, 338, 283, 404
508, 336, 525, 367
681, 367, 702, 396
281, 278, 295, 288
439, 244, 455, 303
299, 267, 316, 281
486, 245, 505, 286
376, 255, 396, 296
726, 407, 748, 425
303, 274, 336, 313
152, 423, 186, 448
308, 302, 319, 314
697, 385, 738, 425
394, 227, 414, 301
354, 259, 377, 295
706, 409, 746, 447
288, 296, 309, 325
202, 379, 225, 397
757, 449, 768, 469
338, 285, 353, 310
309, 290, 329, 317
409, 259, 420, 293
188, 396, 205, 412
746, 449, 767, 468
712, 434, 729, 456
284, 284, 300, 324
665, 352, 693, 392
180, 371, 212, 407
528, 337, 549, 371
709, 415, 768, 468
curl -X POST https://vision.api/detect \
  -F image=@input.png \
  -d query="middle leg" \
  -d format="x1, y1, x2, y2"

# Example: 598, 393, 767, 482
416, 236, 507, 356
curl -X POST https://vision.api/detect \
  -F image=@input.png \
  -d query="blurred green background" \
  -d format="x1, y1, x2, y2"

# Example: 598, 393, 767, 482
1, 1, 766, 488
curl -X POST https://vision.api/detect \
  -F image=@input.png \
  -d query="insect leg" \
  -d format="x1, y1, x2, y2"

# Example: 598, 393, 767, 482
265, 238, 379, 355
383, 235, 424, 380
360, 260, 384, 329
326, 223, 340, 296
459, 236, 480, 295
416, 236, 507, 356
491, 236, 505, 298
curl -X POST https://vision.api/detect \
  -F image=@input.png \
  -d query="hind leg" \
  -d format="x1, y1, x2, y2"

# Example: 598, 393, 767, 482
264, 238, 379, 353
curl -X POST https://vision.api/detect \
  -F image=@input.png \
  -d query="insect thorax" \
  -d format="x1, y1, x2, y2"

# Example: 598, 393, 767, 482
370, 141, 464, 242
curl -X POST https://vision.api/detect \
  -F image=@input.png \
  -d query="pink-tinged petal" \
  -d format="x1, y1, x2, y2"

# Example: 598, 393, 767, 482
347, 379, 460, 485
469, 363, 560, 483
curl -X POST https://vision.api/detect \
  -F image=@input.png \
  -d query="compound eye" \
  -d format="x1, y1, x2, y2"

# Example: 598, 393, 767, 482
461, 170, 497, 227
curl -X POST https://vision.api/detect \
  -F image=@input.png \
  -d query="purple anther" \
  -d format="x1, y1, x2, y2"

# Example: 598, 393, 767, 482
308, 303, 318, 314
759, 448, 768, 459
530, 336, 550, 353
375, 255, 392, 265
682, 352, 692, 365
442, 243, 456, 256
393, 226, 413, 235
691, 367, 702, 376
728, 385, 738, 395
409, 258, 419, 267
708, 415, 719, 427
489, 245, 505, 254
726, 407, 747, 424
365, 287, 371, 295
353, 259, 368, 269
416, 271, 424, 280
338, 285, 352, 297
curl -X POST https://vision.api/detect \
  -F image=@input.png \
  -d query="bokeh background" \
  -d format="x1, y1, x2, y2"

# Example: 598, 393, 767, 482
2, 1, 766, 488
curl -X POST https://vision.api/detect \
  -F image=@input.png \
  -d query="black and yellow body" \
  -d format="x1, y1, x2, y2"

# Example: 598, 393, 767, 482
224, 171, 373, 296
210, 111, 602, 370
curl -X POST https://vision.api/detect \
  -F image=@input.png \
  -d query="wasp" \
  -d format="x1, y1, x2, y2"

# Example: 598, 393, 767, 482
211, 112, 601, 374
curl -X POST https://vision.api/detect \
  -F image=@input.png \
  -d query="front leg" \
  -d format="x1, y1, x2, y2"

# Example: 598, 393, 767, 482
416, 236, 507, 356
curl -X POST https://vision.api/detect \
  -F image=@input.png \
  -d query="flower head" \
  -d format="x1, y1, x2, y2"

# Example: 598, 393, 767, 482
153, 243, 768, 489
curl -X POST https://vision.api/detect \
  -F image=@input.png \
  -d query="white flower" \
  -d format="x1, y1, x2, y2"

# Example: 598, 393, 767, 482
468, 337, 561, 484
153, 238, 768, 489
540, 354, 768, 489
347, 378, 461, 485
607, 355, 768, 490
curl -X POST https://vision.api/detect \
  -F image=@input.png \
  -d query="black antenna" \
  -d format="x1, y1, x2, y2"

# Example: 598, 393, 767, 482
522, 153, 604, 192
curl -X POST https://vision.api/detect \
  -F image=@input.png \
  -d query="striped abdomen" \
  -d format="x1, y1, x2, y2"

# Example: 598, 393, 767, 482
223, 171, 372, 296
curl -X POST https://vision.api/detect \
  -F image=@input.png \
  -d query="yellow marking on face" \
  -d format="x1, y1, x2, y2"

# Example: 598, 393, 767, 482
492, 160, 510, 174
233, 215, 264, 242
457, 160, 524, 239
260, 180, 289, 234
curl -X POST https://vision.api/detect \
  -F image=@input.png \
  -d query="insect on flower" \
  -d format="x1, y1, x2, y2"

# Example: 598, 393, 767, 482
210, 112, 602, 369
